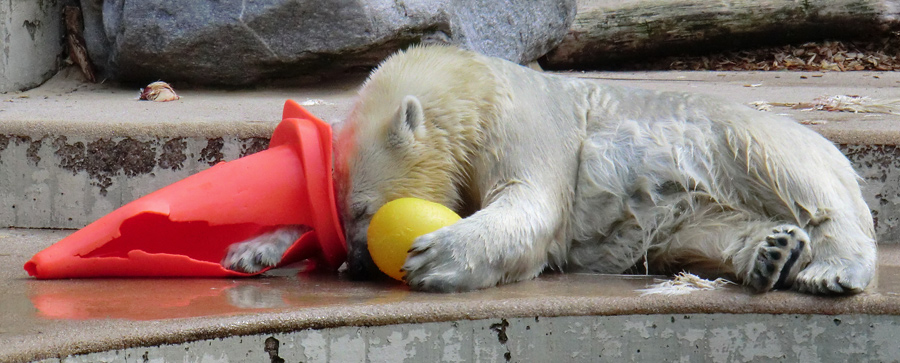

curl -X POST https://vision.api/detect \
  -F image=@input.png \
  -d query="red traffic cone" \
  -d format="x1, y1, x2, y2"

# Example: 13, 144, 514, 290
24, 100, 346, 278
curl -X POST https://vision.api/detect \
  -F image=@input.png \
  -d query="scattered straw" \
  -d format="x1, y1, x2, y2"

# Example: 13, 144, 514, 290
638, 272, 735, 296
751, 95, 900, 115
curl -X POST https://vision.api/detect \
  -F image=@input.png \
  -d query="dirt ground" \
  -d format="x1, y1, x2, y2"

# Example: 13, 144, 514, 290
616, 35, 900, 72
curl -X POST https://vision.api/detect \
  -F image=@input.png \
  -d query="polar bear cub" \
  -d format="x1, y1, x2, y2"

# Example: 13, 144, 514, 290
224, 45, 876, 295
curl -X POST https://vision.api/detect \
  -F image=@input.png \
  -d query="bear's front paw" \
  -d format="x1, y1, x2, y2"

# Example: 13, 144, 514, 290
795, 260, 873, 294
402, 226, 501, 292
748, 225, 812, 292
221, 227, 304, 273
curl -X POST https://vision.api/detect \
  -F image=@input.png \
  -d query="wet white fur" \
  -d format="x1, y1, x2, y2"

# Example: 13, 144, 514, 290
229, 45, 877, 294
222, 227, 303, 273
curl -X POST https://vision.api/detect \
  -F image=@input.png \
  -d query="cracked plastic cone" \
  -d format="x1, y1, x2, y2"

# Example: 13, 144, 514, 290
24, 100, 346, 278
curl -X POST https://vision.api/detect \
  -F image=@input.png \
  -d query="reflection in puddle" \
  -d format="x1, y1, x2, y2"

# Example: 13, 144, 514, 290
26, 270, 410, 320
225, 284, 288, 309
15, 243, 900, 346
26, 269, 709, 321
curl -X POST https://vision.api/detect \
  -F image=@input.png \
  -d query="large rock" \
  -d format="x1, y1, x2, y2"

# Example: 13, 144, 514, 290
81, 0, 575, 85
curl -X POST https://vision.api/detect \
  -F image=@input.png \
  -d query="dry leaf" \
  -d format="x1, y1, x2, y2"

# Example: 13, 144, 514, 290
139, 81, 180, 102
64, 5, 96, 83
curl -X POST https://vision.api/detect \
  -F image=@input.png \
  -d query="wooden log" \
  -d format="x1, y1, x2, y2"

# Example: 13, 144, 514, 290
543, 0, 900, 69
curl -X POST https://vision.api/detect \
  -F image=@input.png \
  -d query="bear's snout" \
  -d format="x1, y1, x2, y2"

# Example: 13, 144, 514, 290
345, 234, 386, 281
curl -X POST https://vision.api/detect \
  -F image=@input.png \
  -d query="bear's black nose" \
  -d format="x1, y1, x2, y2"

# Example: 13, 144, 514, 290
345, 238, 388, 281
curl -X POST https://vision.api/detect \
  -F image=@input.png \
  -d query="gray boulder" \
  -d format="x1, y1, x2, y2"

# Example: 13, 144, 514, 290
81, 0, 575, 85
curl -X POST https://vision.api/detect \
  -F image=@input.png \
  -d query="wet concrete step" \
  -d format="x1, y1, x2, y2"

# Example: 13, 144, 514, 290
2, 227, 900, 362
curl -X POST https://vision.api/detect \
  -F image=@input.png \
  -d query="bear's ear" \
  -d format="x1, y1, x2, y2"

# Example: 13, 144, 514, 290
389, 95, 426, 147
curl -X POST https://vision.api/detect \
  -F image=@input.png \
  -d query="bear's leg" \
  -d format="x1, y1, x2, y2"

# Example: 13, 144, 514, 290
648, 215, 813, 293
221, 226, 305, 273
403, 183, 566, 292
727, 218, 874, 294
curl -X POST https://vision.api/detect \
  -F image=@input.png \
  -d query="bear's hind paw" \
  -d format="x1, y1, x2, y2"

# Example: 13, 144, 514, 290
748, 225, 812, 292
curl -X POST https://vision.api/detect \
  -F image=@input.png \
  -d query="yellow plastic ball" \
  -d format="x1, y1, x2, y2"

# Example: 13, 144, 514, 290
367, 198, 461, 281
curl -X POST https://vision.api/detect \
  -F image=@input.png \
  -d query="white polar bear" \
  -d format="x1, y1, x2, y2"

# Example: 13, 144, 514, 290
224, 45, 876, 295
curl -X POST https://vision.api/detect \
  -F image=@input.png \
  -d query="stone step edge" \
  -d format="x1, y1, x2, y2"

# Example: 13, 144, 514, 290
0, 120, 278, 140
6, 273, 900, 363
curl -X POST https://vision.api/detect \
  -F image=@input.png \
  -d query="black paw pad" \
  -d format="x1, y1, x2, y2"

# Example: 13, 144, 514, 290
773, 240, 806, 289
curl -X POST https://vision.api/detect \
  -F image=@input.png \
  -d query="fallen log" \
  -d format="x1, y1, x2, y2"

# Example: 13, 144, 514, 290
543, 0, 900, 69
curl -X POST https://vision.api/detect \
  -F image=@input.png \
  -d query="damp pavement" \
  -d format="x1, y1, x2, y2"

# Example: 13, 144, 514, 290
5, 230, 900, 362
3, 68, 900, 362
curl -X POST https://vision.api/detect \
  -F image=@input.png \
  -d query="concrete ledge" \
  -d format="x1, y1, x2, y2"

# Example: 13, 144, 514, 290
2, 229, 900, 362
570, 71, 900, 145
7, 69, 900, 142
33, 315, 900, 362
0, 69, 361, 138
3, 70, 900, 241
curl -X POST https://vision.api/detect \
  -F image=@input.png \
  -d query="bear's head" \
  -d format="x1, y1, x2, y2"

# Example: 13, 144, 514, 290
334, 94, 464, 280
332, 45, 498, 280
